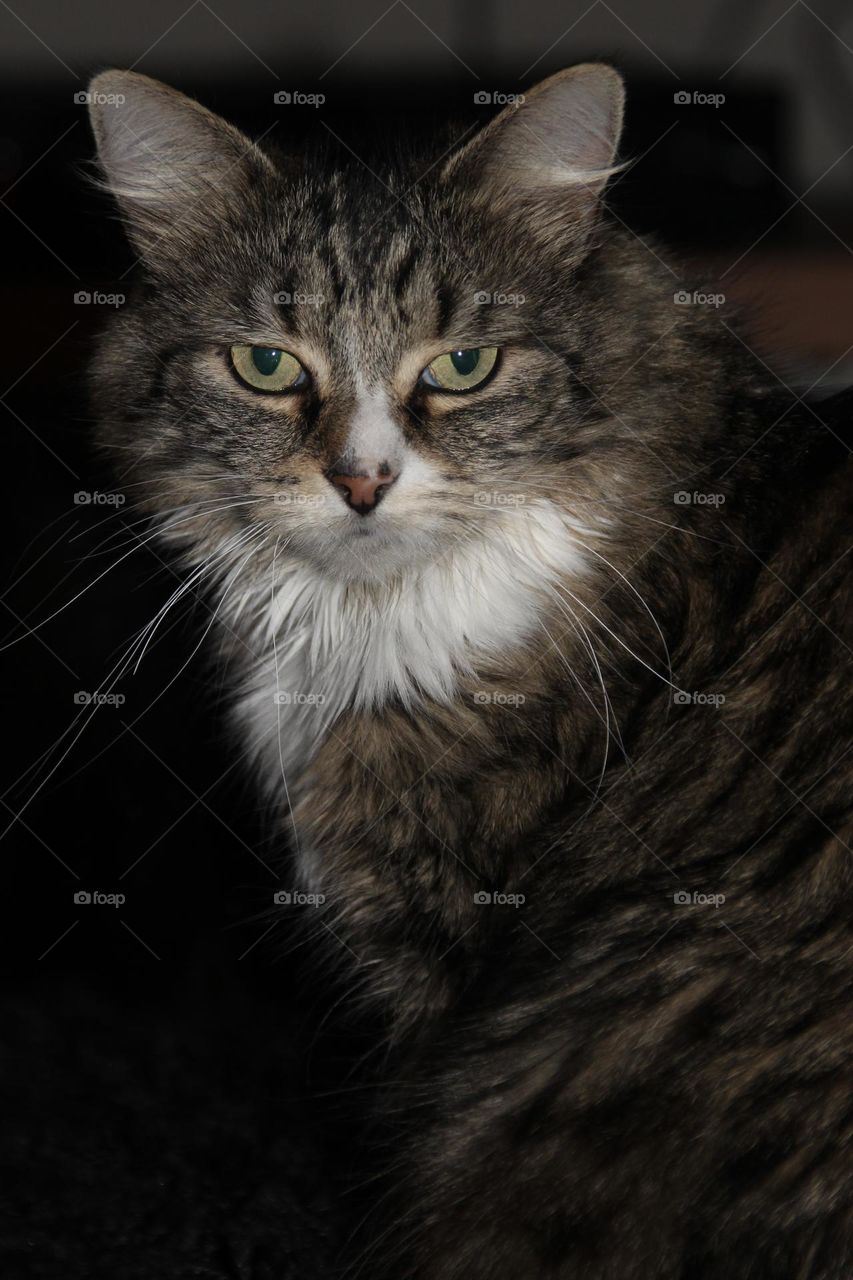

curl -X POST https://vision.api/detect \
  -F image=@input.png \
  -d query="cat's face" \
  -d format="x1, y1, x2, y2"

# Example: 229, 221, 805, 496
89, 66, 628, 587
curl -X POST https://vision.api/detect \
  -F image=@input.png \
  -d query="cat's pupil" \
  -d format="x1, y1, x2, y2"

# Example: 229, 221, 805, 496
252, 347, 282, 376
450, 349, 479, 376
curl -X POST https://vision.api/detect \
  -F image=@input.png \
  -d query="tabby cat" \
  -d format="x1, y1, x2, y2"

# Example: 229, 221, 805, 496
87, 63, 852, 1278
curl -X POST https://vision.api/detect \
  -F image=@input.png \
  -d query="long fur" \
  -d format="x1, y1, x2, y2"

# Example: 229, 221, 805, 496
87, 66, 853, 1280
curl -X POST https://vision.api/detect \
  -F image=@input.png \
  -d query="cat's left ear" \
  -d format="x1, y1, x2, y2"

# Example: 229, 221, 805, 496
444, 63, 624, 239
87, 69, 276, 266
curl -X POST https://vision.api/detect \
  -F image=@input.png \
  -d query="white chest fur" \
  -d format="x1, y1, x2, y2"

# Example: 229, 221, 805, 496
225, 500, 585, 796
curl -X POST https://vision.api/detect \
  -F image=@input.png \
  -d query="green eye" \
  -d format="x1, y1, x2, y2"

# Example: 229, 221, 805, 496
231, 345, 308, 392
421, 347, 499, 393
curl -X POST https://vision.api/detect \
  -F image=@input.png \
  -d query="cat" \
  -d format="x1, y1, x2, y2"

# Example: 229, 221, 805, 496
86, 63, 852, 1278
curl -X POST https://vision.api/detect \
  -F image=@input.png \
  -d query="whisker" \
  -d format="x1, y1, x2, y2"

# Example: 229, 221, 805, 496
1, 524, 271, 837
270, 535, 303, 866
0, 498, 270, 651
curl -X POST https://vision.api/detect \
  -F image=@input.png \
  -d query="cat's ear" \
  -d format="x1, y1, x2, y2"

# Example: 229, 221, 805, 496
87, 70, 275, 264
444, 63, 624, 238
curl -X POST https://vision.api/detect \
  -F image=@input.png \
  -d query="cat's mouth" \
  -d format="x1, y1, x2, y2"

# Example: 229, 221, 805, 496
266, 490, 460, 585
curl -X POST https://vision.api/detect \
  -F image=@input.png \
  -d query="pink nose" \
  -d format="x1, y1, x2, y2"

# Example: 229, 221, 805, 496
328, 469, 398, 515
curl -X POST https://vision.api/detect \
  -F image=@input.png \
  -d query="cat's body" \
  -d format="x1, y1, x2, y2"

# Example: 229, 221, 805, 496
271, 384, 853, 1279
86, 65, 853, 1277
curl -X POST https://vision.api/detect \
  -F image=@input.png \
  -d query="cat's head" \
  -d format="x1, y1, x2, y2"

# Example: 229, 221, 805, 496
86, 64, 691, 601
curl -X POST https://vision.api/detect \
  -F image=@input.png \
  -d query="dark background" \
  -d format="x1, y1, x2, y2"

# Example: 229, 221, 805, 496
1, 1, 853, 1275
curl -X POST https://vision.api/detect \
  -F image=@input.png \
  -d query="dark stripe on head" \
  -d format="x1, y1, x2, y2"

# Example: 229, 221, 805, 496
394, 245, 420, 301
327, 246, 345, 307
436, 285, 456, 337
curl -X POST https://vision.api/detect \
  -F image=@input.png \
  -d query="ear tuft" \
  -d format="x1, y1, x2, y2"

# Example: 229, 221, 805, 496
87, 70, 273, 260
445, 63, 625, 207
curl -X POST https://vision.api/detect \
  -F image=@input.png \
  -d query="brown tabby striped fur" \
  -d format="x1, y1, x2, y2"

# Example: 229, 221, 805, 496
86, 64, 853, 1278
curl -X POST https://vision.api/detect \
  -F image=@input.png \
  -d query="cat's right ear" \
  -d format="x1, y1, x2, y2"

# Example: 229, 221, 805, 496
87, 70, 275, 265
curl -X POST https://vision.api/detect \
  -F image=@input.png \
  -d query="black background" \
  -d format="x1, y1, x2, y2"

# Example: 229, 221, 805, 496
1, 11, 851, 1273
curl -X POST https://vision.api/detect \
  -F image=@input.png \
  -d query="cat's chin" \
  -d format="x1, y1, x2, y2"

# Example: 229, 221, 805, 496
286, 517, 450, 584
